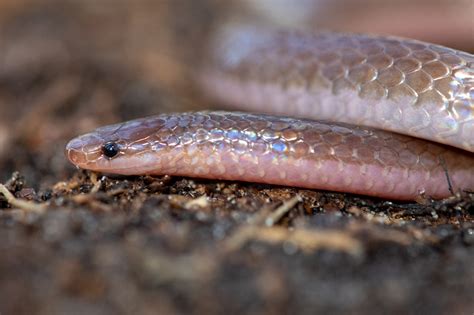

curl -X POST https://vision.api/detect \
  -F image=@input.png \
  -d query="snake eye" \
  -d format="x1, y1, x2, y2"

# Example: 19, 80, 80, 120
102, 141, 120, 158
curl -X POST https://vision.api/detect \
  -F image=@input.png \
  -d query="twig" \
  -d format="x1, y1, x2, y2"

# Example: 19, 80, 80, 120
0, 184, 47, 213
222, 225, 363, 256
184, 195, 209, 209
71, 194, 112, 212
221, 194, 363, 255
439, 156, 454, 196
89, 172, 103, 194
264, 195, 301, 226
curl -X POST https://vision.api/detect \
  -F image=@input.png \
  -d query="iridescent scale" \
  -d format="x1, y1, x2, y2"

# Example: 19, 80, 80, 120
65, 30, 474, 200
65, 112, 474, 199
202, 30, 474, 152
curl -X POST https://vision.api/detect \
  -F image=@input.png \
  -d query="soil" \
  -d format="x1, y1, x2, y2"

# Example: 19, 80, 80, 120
0, 1, 473, 314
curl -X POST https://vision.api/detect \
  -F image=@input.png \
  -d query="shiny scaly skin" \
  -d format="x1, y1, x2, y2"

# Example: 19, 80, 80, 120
201, 29, 474, 152
66, 31, 474, 200
66, 111, 474, 200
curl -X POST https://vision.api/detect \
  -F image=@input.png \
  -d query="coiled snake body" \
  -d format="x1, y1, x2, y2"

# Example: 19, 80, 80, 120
66, 29, 474, 200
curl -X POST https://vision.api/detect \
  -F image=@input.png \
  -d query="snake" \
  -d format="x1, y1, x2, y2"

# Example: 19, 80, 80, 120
65, 28, 474, 200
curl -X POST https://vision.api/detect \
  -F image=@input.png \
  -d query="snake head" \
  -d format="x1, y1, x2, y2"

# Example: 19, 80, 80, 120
65, 116, 172, 174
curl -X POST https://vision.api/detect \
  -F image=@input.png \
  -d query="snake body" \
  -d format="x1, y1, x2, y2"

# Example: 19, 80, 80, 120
202, 28, 474, 152
65, 29, 474, 200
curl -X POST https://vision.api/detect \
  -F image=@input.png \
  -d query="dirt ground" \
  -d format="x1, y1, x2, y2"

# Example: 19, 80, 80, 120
0, 1, 473, 314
